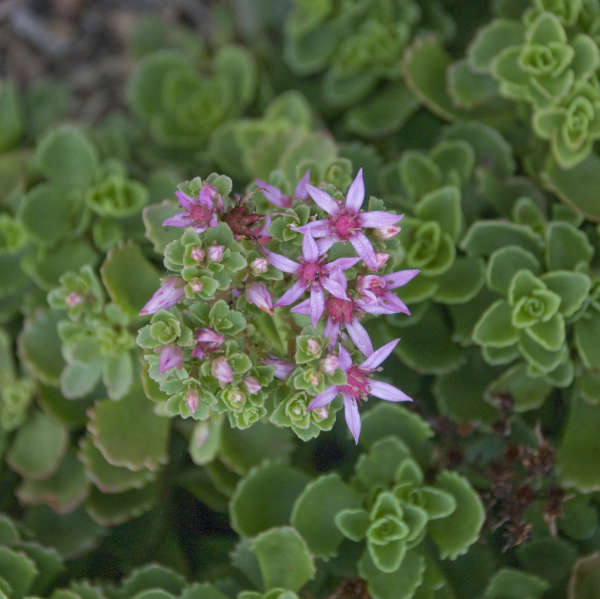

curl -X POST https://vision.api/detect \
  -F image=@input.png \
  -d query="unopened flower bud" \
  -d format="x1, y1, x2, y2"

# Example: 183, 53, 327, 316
374, 253, 390, 270
207, 244, 225, 262
185, 388, 199, 413
158, 345, 184, 374
246, 282, 274, 315
244, 376, 261, 394
376, 224, 402, 240
307, 371, 321, 386
313, 406, 329, 420
250, 257, 268, 274
230, 390, 244, 404
262, 356, 295, 379
65, 292, 83, 307
321, 354, 339, 374
190, 279, 203, 293
140, 277, 185, 316
212, 356, 233, 386
191, 246, 205, 262
307, 338, 321, 355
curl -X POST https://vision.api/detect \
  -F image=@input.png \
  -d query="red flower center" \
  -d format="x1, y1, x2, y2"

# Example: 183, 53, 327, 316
298, 260, 326, 285
340, 366, 370, 401
189, 204, 213, 226
331, 210, 360, 240
326, 296, 355, 323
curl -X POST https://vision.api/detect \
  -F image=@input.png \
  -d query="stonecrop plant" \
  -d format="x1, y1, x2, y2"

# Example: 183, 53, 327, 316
4, 0, 600, 598
137, 169, 416, 443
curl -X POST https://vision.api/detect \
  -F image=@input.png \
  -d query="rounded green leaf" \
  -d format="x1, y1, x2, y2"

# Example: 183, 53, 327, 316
230, 461, 311, 537
85, 483, 158, 526
428, 471, 484, 559
143, 200, 182, 255
559, 495, 598, 541
358, 549, 425, 599
546, 222, 594, 271
18, 309, 65, 385
251, 527, 315, 592
575, 314, 600, 370
102, 352, 134, 400
88, 384, 169, 471
473, 300, 518, 348
399, 151, 442, 203
120, 564, 186, 597
291, 473, 362, 559
557, 393, 600, 491
485, 363, 551, 412
487, 247, 540, 295
541, 271, 591, 317
568, 553, 600, 599
524, 313, 564, 351
33, 125, 99, 189
335, 509, 370, 542
516, 537, 576, 587
7, 410, 68, 479
461, 221, 543, 258
433, 256, 485, 304
100, 242, 160, 318
484, 568, 549, 598
61, 361, 102, 400
468, 19, 525, 72
416, 186, 463, 241
79, 436, 156, 493
0, 547, 38, 599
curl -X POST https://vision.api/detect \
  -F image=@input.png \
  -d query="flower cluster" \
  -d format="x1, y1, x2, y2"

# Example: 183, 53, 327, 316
138, 170, 417, 443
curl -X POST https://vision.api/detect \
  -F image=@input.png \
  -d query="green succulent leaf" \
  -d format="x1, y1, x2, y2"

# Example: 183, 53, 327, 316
568, 553, 600, 599
487, 247, 541, 296
484, 568, 549, 599
473, 300, 518, 347
468, 19, 525, 72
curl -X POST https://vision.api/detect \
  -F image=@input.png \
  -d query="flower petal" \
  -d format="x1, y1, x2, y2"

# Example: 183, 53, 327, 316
350, 232, 378, 270
306, 184, 338, 215
139, 277, 185, 316
290, 298, 311, 317
302, 232, 319, 262
162, 212, 194, 228
384, 269, 420, 288
175, 190, 195, 210
359, 211, 403, 228
308, 385, 338, 409
310, 286, 325, 327
275, 281, 307, 307
338, 344, 352, 371
325, 257, 361, 272
382, 293, 411, 315
342, 393, 361, 445
265, 250, 299, 274
360, 338, 401, 370
323, 318, 341, 347
345, 168, 365, 212
322, 276, 348, 300
293, 220, 331, 237
294, 170, 311, 200
256, 179, 288, 207
346, 319, 374, 357
368, 380, 412, 402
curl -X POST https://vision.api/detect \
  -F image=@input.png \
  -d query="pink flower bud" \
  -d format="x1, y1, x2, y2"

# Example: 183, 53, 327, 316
212, 356, 233, 386
207, 244, 225, 262
185, 388, 199, 413
191, 246, 205, 262
250, 257, 268, 274
313, 406, 329, 420
192, 328, 225, 359
244, 376, 261, 394
374, 253, 390, 270
140, 277, 185, 316
245, 282, 274, 315
376, 224, 402, 240
262, 355, 295, 379
158, 345, 184, 374
190, 279, 203, 293
307, 371, 321, 386
321, 354, 339, 374
307, 338, 321, 354
65, 292, 83, 307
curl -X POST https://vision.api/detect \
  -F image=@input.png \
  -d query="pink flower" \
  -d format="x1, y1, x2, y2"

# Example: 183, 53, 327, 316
355, 270, 419, 315
162, 183, 219, 233
139, 277, 185, 316
293, 169, 403, 270
291, 270, 373, 356
192, 328, 225, 359
250, 258, 269, 274
246, 282, 274, 315
262, 355, 295, 379
65, 292, 83, 307
158, 345, 184, 374
190, 247, 205, 262
266, 232, 359, 326
308, 341, 412, 444
212, 356, 233, 386
256, 171, 311, 208
244, 376, 262, 394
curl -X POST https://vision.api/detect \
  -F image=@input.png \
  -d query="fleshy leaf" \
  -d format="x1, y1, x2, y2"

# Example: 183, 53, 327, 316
87, 384, 169, 471
541, 271, 591, 317
575, 313, 600, 370
427, 471, 484, 559
416, 186, 462, 241
355, 436, 411, 490
461, 221, 543, 258
545, 222, 594, 271
557, 392, 600, 491
487, 247, 540, 295
0, 547, 38, 599
100, 242, 161, 318
432, 256, 485, 304
559, 495, 598, 541
250, 527, 315, 592
120, 563, 186, 597
484, 568, 549, 598
230, 461, 311, 537
486, 363, 551, 412
291, 473, 362, 559
468, 19, 525, 72
473, 300, 518, 348
568, 553, 600, 599
335, 509, 370, 542
516, 537, 576, 587
33, 125, 99, 188
7, 410, 68, 479
85, 483, 157, 526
